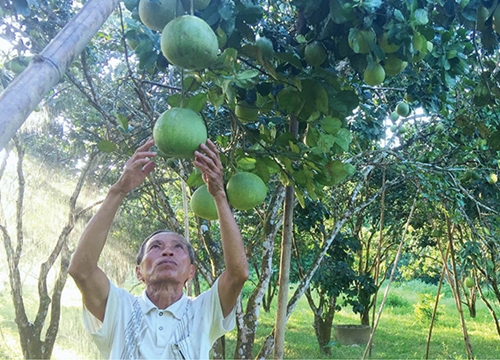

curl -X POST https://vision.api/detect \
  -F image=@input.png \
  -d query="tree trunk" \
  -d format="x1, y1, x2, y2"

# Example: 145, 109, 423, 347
1, 142, 101, 359
306, 289, 336, 355
467, 288, 476, 318
234, 185, 285, 359
0, 0, 121, 150
273, 115, 298, 359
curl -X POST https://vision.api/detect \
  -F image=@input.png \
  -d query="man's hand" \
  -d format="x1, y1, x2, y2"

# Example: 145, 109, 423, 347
114, 138, 157, 194
193, 139, 225, 199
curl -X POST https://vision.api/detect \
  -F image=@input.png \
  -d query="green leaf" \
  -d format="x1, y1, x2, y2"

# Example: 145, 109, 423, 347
236, 4, 264, 25
394, 9, 405, 21
289, 140, 300, 154
337, 90, 359, 113
186, 92, 207, 113
305, 126, 320, 147
123, 0, 138, 12
360, 0, 382, 11
487, 131, 500, 151
167, 93, 183, 108
261, 157, 281, 174
295, 34, 307, 44
295, 187, 306, 208
413, 9, 429, 25
97, 140, 117, 153
320, 116, 342, 134
275, 52, 302, 69
294, 169, 307, 185
277, 87, 303, 114
236, 69, 260, 80
237, 157, 257, 171
183, 77, 200, 92
235, 17, 257, 40
334, 128, 352, 152
325, 160, 352, 185
186, 170, 204, 188
254, 160, 271, 183
317, 133, 336, 152
138, 50, 158, 70
116, 113, 129, 130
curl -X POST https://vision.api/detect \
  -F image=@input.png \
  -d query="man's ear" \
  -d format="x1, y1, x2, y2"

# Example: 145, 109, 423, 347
188, 264, 196, 281
136, 265, 144, 282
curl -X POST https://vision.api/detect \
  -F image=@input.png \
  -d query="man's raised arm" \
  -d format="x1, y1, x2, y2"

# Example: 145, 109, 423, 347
193, 140, 249, 317
68, 138, 156, 321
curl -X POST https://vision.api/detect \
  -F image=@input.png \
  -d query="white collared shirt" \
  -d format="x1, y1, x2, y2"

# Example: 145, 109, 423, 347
83, 277, 235, 359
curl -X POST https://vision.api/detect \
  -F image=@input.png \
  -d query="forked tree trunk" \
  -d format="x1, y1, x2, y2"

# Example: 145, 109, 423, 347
305, 289, 336, 355
0, 0, 121, 150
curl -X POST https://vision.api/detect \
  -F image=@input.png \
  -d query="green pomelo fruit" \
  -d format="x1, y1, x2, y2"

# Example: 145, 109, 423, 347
191, 185, 218, 220
161, 15, 218, 70
181, 0, 211, 11
396, 102, 410, 117
390, 111, 399, 121
235, 101, 259, 122
363, 63, 385, 86
379, 32, 400, 53
153, 107, 207, 158
390, 125, 398, 132
256, 36, 274, 60
226, 172, 267, 210
305, 41, 327, 66
383, 55, 407, 76
139, 0, 184, 32
464, 277, 475, 288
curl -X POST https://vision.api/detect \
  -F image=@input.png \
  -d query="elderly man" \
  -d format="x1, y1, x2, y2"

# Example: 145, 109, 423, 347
69, 138, 248, 359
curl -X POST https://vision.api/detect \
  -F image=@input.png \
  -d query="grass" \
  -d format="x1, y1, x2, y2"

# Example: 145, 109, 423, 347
225, 281, 500, 359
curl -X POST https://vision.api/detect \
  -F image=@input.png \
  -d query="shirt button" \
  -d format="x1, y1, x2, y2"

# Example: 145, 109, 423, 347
159, 312, 163, 316
159, 326, 163, 331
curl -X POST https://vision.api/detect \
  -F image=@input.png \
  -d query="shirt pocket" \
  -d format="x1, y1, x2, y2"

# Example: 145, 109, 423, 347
172, 336, 201, 360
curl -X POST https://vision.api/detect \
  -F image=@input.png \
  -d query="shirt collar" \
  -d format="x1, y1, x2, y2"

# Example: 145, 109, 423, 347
139, 291, 187, 320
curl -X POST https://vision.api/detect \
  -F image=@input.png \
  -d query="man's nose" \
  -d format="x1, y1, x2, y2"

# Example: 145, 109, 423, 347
162, 248, 174, 256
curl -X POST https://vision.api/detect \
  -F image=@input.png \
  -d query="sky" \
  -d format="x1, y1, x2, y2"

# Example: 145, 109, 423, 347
0, 37, 13, 52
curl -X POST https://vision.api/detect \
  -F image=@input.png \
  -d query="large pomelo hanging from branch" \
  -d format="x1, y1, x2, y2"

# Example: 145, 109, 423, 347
138, 0, 184, 32
161, 15, 218, 70
226, 172, 268, 210
153, 107, 207, 158
190, 184, 218, 220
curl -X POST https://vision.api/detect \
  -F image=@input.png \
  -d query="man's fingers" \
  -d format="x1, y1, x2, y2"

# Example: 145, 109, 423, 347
126, 157, 154, 170
198, 141, 222, 168
138, 137, 155, 151
143, 161, 156, 175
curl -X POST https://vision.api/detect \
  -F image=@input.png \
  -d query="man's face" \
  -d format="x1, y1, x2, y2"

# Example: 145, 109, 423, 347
136, 232, 195, 286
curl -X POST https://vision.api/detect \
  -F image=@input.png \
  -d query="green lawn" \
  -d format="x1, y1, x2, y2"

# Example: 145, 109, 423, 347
225, 280, 500, 359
